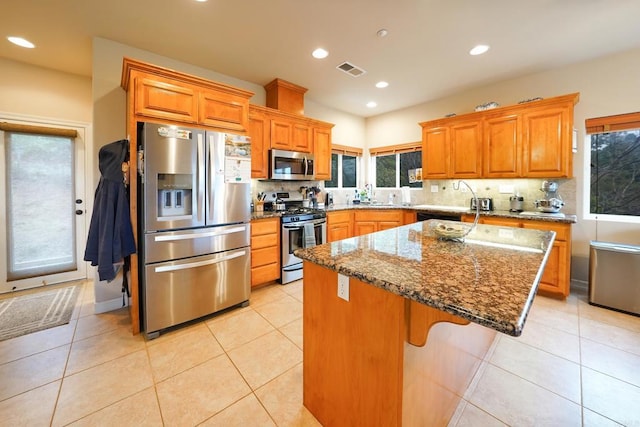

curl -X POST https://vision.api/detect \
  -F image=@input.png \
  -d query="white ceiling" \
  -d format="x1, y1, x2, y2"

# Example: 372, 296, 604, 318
2, 0, 640, 117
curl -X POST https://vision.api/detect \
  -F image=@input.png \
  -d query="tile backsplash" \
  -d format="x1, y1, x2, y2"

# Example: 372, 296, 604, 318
251, 178, 576, 214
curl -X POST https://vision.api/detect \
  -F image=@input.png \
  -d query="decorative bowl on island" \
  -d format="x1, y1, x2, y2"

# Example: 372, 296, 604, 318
430, 220, 473, 240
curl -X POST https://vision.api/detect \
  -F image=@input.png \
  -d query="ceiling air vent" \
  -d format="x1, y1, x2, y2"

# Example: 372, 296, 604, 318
336, 61, 367, 77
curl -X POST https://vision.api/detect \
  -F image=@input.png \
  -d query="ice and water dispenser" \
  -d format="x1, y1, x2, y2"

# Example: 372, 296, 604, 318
157, 173, 192, 219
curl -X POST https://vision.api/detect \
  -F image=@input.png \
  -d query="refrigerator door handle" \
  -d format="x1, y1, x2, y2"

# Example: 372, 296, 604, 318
208, 133, 215, 222
197, 133, 205, 222
154, 226, 248, 242
154, 250, 247, 273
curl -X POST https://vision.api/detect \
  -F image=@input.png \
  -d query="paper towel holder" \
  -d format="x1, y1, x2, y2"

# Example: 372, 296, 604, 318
401, 186, 412, 206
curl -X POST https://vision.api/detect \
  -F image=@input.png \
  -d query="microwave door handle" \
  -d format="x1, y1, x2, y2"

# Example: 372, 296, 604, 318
197, 133, 205, 222
304, 156, 308, 176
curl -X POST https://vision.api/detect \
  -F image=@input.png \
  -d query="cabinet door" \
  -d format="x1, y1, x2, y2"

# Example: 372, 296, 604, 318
536, 241, 569, 296
134, 75, 198, 123
292, 121, 312, 152
450, 120, 482, 178
522, 106, 572, 177
378, 221, 401, 231
484, 114, 522, 177
198, 89, 248, 133
249, 110, 269, 179
354, 222, 377, 236
313, 126, 332, 180
403, 211, 417, 225
422, 126, 449, 178
270, 119, 292, 150
328, 223, 352, 242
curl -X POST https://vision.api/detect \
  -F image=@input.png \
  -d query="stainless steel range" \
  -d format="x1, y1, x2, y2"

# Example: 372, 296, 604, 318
264, 191, 327, 284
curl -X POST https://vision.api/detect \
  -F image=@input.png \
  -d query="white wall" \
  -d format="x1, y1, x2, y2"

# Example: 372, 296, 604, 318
0, 58, 91, 122
366, 47, 640, 282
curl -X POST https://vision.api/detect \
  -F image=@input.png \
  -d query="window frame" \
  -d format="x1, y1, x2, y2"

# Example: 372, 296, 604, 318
324, 144, 362, 189
370, 142, 422, 189
584, 111, 640, 223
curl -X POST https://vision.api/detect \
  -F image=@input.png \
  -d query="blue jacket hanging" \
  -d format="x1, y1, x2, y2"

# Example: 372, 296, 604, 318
84, 139, 136, 282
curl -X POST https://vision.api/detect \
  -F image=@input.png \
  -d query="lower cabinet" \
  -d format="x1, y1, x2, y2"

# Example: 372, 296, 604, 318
354, 210, 403, 236
251, 217, 280, 287
327, 210, 353, 242
462, 215, 571, 298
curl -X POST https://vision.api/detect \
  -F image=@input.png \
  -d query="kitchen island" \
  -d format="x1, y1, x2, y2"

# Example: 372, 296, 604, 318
294, 220, 555, 426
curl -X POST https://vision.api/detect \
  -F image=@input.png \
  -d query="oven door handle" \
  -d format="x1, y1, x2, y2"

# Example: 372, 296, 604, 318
283, 220, 326, 229
154, 250, 246, 273
282, 264, 303, 272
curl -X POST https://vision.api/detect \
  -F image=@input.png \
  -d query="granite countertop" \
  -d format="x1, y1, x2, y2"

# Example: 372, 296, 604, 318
294, 220, 556, 336
252, 204, 577, 224
325, 204, 577, 224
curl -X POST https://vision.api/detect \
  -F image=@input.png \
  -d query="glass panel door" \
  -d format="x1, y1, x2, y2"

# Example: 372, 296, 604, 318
1, 127, 86, 292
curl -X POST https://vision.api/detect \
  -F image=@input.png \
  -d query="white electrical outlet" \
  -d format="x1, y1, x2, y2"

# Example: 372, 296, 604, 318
430, 184, 439, 193
499, 185, 515, 194
498, 228, 515, 239
338, 274, 350, 301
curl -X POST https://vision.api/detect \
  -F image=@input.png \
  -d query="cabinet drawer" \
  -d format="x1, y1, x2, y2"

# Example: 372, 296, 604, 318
252, 218, 280, 236
328, 210, 352, 224
354, 210, 402, 222
251, 247, 279, 268
251, 233, 278, 250
251, 263, 280, 286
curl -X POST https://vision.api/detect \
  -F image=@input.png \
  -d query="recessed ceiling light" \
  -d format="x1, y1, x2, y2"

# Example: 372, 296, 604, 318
376, 29, 389, 38
366, 101, 377, 108
469, 44, 490, 56
7, 36, 35, 49
312, 48, 329, 59
195, 0, 207, 2
375, 81, 389, 89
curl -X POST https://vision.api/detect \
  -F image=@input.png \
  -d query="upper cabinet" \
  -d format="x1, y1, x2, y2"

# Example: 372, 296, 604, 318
422, 118, 482, 179
420, 93, 579, 179
248, 105, 333, 179
122, 57, 253, 133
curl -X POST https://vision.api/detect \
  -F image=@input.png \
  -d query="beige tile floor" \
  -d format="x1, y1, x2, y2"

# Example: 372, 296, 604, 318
1, 280, 639, 426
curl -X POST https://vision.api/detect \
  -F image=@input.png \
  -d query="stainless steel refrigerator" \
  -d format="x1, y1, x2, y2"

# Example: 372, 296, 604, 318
138, 122, 252, 338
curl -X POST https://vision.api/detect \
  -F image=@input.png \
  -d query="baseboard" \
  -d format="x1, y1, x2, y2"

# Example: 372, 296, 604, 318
94, 297, 130, 314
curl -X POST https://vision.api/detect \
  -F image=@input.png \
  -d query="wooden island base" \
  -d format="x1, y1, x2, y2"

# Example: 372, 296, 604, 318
303, 262, 497, 426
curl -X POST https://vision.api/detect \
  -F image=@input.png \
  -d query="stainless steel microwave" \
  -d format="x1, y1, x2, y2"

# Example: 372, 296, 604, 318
270, 149, 315, 180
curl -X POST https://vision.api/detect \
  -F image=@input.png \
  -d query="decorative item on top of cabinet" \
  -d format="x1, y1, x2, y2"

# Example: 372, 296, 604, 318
461, 214, 571, 298
420, 92, 579, 179
121, 57, 253, 133
251, 217, 280, 287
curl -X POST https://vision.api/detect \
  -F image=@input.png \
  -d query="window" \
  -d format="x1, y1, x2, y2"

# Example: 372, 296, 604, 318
325, 144, 362, 188
371, 143, 422, 188
586, 112, 640, 217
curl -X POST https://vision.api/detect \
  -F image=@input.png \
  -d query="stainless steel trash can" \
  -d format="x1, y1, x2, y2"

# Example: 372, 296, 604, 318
589, 241, 640, 316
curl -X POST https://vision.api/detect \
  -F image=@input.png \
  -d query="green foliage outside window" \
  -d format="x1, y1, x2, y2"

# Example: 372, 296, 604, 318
590, 130, 640, 216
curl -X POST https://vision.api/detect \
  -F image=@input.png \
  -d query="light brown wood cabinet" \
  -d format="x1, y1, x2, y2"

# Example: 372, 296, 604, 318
249, 108, 269, 179
121, 58, 255, 334
251, 217, 280, 287
462, 215, 571, 298
420, 93, 578, 179
353, 210, 403, 236
124, 60, 252, 133
313, 125, 332, 180
327, 210, 354, 242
